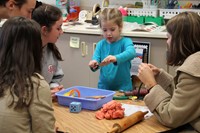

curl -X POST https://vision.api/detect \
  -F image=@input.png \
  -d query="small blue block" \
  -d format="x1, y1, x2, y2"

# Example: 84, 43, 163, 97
69, 102, 82, 113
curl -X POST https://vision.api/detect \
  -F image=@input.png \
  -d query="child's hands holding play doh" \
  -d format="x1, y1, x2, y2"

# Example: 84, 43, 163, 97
89, 60, 99, 69
100, 55, 116, 66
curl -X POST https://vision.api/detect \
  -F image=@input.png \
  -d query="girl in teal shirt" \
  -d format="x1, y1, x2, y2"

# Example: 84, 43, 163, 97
89, 8, 136, 91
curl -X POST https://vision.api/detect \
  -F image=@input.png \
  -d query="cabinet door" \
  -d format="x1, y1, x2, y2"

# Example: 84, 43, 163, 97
57, 33, 102, 88
87, 35, 103, 88
57, 33, 90, 88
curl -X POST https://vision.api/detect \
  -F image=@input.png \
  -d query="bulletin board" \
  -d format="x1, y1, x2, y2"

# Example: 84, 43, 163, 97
130, 41, 151, 76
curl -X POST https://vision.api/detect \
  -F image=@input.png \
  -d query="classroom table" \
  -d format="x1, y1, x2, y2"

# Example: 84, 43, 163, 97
53, 99, 170, 133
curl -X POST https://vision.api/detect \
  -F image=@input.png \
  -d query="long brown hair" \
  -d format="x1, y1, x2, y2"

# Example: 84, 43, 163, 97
0, 17, 43, 109
32, 4, 63, 61
166, 12, 200, 66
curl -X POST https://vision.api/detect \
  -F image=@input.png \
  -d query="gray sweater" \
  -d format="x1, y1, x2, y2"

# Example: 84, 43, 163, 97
41, 45, 64, 89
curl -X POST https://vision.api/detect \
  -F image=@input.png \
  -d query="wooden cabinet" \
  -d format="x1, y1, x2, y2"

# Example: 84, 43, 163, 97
57, 33, 169, 88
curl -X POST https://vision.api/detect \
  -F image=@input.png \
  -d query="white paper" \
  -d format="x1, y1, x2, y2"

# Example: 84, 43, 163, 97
131, 44, 149, 75
122, 103, 153, 119
70, 36, 80, 48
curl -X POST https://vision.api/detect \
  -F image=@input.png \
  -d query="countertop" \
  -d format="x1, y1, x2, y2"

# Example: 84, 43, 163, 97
1, 19, 167, 39
62, 21, 167, 39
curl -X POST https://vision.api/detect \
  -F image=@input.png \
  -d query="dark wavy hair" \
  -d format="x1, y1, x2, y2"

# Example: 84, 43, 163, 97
166, 12, 200, 66
0, 17, 43, 109
32, 4, 63, 61
0, 0, 28, 8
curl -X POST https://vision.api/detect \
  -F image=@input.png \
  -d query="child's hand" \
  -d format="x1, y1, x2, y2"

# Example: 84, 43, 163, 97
100, 55, 116, 66
51, 85, 64, 102
137, 63, 157, 89
147, 63, 160, 76
89, 60, 99, 69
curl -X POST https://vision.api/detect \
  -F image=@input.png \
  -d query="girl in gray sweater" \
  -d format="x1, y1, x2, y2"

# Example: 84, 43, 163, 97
32, 4, 64, 98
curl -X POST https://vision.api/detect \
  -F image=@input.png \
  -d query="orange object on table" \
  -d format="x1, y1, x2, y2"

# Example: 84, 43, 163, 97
64, 88, 81, 97
95, 100, 124, 120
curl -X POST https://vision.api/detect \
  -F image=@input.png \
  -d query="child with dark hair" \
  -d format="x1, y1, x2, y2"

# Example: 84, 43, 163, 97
32, 4, 64, 98
0, 16, 55, 133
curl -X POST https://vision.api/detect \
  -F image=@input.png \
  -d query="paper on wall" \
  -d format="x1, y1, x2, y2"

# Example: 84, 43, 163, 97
70, 36, 80, 48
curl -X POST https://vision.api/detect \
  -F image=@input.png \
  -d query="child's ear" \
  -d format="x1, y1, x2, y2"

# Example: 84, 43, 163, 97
120, 23, 123, 29
119, 24, 123, 32
41, 26, 48, 36
5, 0, 15, 10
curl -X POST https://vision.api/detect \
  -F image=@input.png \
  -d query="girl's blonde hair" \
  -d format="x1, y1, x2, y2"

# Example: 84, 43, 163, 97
99, 8, 123, 28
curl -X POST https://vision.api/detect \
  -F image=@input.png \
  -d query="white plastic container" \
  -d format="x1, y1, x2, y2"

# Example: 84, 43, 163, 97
127, 8, 158, 17
159, 9, 200, 19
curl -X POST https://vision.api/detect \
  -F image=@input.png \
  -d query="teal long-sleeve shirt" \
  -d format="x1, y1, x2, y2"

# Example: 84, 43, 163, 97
92, 37, 136, 91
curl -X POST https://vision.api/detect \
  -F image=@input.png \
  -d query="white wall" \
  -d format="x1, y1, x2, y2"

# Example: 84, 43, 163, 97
38, 0, 56, 5
38, 0, 200, 10
80, 0, 139, 10
37, 0, 139, 10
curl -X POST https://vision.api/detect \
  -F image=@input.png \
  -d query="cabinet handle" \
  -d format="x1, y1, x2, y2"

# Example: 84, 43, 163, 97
81, 42, 87, 57
85, 45, 88, 55
93, 43, 97, 54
